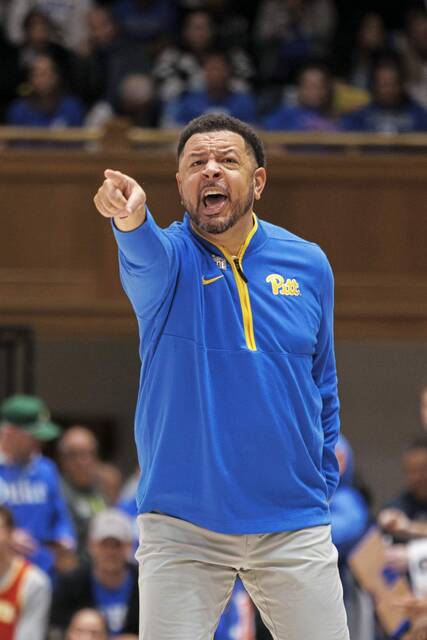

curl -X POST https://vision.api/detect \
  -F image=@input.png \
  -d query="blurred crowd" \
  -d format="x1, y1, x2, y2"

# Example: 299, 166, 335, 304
0, 0, 427, 134
2, 384, 427, 639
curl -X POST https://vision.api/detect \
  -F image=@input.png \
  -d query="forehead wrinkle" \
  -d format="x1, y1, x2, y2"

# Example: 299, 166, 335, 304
188, 146, 240, 157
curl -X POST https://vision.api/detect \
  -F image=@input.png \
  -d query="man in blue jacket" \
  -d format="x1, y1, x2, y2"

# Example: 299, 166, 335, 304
94, 113, 349, 639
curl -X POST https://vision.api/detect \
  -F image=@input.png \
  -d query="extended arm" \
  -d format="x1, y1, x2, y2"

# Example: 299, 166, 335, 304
93, 169, 179, 320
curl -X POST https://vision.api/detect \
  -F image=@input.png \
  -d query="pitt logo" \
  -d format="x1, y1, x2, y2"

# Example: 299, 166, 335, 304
266, 274, 301, 296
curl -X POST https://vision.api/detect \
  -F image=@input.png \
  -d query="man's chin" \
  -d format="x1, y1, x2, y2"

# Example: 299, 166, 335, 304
201, 217, 234, 235
191, 211, 235, 235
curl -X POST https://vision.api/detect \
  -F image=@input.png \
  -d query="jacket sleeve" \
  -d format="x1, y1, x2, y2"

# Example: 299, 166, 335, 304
112, 208, 179, 320
312, 252, 340, 500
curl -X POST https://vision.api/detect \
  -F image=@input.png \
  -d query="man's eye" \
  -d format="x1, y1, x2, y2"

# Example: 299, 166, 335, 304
191, 160, 203, 167
224, 158, 237, 164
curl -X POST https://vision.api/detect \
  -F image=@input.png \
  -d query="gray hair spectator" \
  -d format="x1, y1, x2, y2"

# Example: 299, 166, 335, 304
57, 426, 106, 559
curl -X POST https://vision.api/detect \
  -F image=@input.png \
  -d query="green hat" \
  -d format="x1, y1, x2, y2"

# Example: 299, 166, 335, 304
0, 394, 61, 441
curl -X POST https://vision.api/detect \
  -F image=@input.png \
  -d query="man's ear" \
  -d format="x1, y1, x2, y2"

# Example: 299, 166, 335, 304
176, 172, 185, 206
176, 171, 182, 198
253, 167, 267, 201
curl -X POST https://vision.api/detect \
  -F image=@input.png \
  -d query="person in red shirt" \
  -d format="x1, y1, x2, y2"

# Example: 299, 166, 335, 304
0, 505, 51, 640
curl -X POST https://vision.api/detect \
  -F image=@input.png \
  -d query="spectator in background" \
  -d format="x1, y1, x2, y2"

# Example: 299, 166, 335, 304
65, 609, 109, 640
0, 505, 51, 640
5, 0, 93, 52
116, 73, 161, 127
399, 9, 427, 109
57, 427, 106, 560
153, 10, 253, 102
50, 509, 139, 639
332, 435, 374, 640
378, 438, 427, 545
164, 50, 257, 125
75, 5, 151, 116
6, 53, 85, 127
111, 0, 178, 58
263, 62, 338, 131
16, 10, 74, 86
344, 13, 388, 90
253, 0, 336, 85
341, 56, 427, 133
0, 395, 76, 578
96, 462, 123, 506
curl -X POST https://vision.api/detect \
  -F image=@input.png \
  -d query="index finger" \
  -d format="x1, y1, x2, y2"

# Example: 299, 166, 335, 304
104, 169, 132, 191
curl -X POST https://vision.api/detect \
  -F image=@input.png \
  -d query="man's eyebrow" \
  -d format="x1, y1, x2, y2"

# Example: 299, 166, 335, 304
187, 147, 240, 157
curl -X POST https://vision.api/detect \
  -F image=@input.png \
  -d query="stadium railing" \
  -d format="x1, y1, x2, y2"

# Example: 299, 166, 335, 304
1, 125, 427, 152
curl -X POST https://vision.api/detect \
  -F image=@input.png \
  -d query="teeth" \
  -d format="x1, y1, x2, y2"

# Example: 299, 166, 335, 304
203, 189, 226, 197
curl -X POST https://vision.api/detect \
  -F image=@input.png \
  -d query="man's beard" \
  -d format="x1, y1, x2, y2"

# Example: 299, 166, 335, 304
184, 184, 255, 235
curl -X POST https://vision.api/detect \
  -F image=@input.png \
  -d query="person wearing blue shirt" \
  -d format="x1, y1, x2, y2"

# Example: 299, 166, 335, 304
263, 62, 338, 131
0, 395, 76, 577
165, 51, 257, 126
7, 53, 85, 127
341, 57, 427, 133
51, 509, 139, 638
93, 113, 349, 639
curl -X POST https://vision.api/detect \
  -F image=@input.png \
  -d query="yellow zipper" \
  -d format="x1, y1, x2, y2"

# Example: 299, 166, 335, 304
196, 215, 258, 351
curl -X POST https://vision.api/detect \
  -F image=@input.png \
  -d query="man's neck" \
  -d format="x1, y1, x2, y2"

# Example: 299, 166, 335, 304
193, 211, 254, 256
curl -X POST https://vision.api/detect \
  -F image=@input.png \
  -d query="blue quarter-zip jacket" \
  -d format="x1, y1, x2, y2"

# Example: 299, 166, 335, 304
113, 209, 340, 534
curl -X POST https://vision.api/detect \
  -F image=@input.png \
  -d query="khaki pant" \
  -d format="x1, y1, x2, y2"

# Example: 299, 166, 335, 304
136, 513, 349, 640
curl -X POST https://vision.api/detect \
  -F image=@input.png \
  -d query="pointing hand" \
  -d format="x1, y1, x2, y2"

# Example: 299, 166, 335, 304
94, 169, 147, 230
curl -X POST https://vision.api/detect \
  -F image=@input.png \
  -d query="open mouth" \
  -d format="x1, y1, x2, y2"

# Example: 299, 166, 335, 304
202, 190, 228, 214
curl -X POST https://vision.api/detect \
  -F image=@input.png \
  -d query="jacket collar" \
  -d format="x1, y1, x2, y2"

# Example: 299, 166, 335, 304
183, 211, 267, 259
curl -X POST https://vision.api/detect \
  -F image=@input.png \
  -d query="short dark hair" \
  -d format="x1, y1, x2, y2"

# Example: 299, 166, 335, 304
177, 113, 266, 168
0, 506, 14, 530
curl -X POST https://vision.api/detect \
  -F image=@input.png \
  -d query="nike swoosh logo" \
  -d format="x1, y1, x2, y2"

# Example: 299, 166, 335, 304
202, 275, 224, 285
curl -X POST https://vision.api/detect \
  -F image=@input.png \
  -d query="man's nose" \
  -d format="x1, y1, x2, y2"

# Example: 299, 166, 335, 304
202, 158, 222, 178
